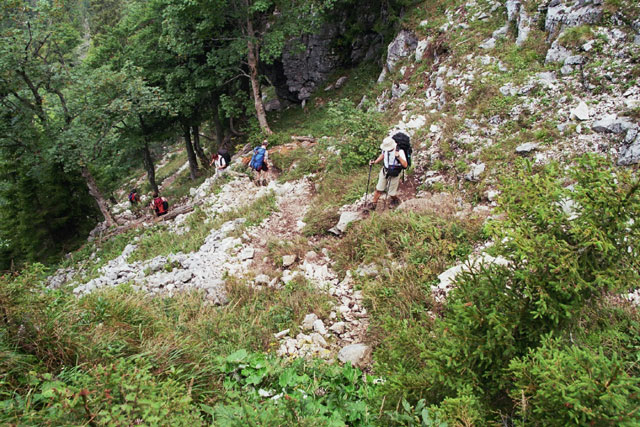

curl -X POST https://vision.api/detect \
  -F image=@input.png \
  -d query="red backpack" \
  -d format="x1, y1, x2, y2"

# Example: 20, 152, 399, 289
154, 197, 167, 214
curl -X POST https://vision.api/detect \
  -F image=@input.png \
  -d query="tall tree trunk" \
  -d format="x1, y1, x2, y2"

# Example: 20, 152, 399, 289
81, 167, 116, 227
192, 125, 209, 168
246, 18, 273, 135
142, 142, 158, 194
183, 124, 199, 180
212, 97, 224, 149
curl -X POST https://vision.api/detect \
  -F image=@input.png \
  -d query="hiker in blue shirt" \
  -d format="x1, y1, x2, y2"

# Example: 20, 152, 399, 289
249, 140, 269, 186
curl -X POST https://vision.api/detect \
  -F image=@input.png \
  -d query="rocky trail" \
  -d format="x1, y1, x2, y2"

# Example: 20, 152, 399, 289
50, 168, 373, 367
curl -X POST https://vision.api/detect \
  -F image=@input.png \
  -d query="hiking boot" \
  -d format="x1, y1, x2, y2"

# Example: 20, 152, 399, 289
390, 197, 401, 208
364, 201, 377, 212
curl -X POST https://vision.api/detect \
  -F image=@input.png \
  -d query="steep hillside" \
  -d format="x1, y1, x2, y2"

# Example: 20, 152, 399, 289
2, 0, 640, 425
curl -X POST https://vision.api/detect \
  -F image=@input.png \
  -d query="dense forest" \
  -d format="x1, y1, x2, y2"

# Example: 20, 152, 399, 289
2, 0, 640, 425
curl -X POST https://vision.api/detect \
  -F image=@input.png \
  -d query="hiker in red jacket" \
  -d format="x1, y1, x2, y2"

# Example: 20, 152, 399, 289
150, 192, 169, 217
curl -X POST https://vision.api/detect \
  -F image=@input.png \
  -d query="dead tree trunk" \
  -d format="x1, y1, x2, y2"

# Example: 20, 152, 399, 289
81, 167, 116, 227
142, 142, 158, 194
183, 124, 199, 180
246, 18, 273, 135
192, 125, 209, 168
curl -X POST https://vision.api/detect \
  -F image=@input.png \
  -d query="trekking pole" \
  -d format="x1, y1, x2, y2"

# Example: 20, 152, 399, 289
364, 163, 373, 205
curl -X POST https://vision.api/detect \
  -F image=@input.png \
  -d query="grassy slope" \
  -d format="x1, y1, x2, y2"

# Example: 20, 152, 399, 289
3, 0, 640, 424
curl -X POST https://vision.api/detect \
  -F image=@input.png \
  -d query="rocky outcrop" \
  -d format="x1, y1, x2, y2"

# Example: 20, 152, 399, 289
273, 7, 384, 102
545, 0, 603, 37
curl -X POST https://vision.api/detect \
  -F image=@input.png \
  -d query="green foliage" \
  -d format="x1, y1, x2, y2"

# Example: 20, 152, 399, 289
211, 349, 377, 425
324, 99, 386, 168
558, 25, 594, 49
375, 156, 640, 421
510, 336, 640, 425
2, 358, 203, 425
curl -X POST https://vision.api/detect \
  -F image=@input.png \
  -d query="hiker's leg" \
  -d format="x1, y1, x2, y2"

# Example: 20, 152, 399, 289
387, 176, 401, 197
371, 190, 382, 204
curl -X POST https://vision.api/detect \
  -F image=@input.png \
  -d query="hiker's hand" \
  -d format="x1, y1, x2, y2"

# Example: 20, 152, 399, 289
394, 151, 399, 158
369, 160, 374, 165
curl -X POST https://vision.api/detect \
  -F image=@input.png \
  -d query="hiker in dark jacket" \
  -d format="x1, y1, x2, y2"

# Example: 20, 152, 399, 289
249, 140, 269, 186
367, 136, 408, 209
150, 192, 169, 217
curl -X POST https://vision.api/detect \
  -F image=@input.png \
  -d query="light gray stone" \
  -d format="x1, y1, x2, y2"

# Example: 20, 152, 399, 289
311, 333, 328, 348
302, 313, 318, 330
329, 322, 346, 334
545, 2, 602, 35
274, 329, 290, 339
479, 38, 496, 50
561, 64, 574, 75
338, 343, 372, 368
254, 274, 270, 285
516, 142, 539, 154
570, 101, 590, 121
313, 319, 327, 335
635, 35, 640, 46
464, 163, 486, 182
415, 39, 429, 62
564, 55, 584, 65
334, 76, 348, 89
238, 247, 255, 260
282, 255, 297, 268
328, 211, 365, 235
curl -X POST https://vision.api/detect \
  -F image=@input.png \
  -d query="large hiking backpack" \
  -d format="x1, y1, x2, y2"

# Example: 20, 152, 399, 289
154, 197, 168, 215
392, 132, 412, 168
128, 191, 139, 204
218, 149, 231, 168
249, 146, 266, 171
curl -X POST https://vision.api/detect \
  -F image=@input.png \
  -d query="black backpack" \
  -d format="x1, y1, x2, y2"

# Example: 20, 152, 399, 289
218, 149, 231, 167
392, 132, 412, 168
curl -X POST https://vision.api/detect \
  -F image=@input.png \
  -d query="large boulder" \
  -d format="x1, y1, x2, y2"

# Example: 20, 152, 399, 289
592, 115, 636, 134
338, 343, 372, 368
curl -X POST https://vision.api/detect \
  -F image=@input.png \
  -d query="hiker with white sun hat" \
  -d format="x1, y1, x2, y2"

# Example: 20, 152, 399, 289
366, 135, 408, 210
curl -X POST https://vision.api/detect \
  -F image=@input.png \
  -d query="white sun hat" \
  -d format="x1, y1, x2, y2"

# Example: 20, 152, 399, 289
380, 136, 397, 152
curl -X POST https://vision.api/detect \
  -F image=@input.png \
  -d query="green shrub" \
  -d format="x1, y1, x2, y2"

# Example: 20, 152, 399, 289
324, 99, 385, 168
399, 155, 640, 419
510, 337, 640, 425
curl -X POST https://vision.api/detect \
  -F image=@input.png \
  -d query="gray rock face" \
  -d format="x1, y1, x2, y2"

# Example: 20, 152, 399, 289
338, 343, 372, 368
415, 39, 430, 62
546, 40, 571, 64
618, 136, 640, 166
386, 30, 418, 73
506, 0, 531, 46
592, 115, 635, 134
545, 1, 602, 36
392, 83, 409, 99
